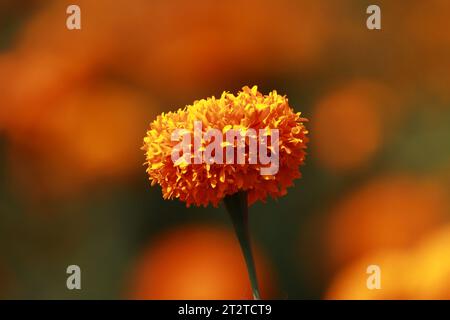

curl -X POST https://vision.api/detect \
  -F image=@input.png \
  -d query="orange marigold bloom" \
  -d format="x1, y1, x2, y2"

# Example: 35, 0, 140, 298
142, 86, 308, 207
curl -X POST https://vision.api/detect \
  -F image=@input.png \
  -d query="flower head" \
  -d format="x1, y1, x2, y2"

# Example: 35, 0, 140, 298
143, 86, 308, 207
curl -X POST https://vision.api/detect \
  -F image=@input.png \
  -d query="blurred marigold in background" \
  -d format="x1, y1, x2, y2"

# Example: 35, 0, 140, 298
399, 0, 450, 102
143, 86, 308, 207
128, 225, 275, 299
327, 225, 450, 299
0, 0, 333, 105
324, 175, 449, 270
6, 83, 158, 200
112, 0, 333, 97
312, 80, 398, 173
0, 0, 162, 200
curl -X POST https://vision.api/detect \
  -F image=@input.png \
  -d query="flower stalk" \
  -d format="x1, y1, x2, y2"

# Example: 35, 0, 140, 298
223, 191, 261, 300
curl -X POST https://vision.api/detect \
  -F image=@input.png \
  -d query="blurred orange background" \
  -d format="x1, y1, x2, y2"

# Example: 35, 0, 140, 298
0, 0, 449, 299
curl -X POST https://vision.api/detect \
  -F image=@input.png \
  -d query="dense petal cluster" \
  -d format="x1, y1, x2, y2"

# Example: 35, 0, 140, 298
143, 86, 308, 207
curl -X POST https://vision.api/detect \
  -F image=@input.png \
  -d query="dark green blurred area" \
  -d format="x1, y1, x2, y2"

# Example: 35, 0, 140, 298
1, 0, 449, 299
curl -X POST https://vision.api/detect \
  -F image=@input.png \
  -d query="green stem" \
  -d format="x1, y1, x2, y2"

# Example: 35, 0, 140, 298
223, 191, 261, 300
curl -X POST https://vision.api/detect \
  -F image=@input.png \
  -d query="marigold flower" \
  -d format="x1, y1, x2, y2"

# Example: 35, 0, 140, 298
142, 86, 308, 207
